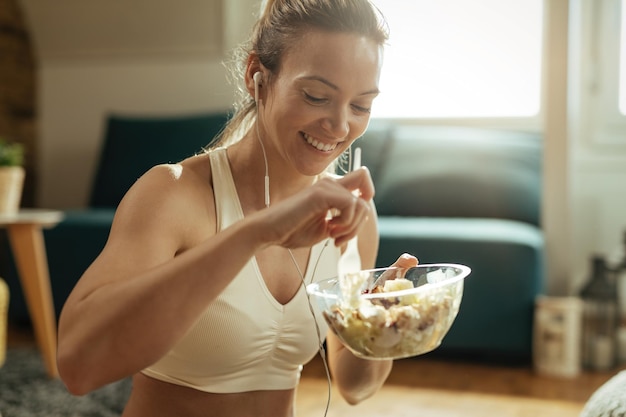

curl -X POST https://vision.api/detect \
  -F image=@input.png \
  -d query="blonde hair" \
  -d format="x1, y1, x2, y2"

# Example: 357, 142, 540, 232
211, 0, 388, 153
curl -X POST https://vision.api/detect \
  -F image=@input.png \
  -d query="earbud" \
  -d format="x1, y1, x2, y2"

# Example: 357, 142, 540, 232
253, 71, 263, 104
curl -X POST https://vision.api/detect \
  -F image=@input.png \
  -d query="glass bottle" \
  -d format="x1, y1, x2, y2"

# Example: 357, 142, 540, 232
580, 255, 618, 371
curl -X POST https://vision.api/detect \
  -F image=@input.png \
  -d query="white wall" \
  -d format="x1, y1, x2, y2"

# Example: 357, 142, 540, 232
19, 0, 258, 207
17, 0, 626, 295
37, 60, 234, 207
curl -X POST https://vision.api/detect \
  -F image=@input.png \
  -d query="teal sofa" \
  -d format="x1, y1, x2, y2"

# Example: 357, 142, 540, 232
3, 113, 544, 362
361, 121, 544, 361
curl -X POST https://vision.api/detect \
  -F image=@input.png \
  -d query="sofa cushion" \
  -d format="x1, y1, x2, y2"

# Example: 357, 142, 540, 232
90, 112, 230, 208
371, 125, 542, 226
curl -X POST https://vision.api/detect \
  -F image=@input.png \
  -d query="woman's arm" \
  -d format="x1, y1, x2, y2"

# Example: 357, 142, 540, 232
327, 201, 418, 405
57, 164, 272, 394
58, 162, 374, 395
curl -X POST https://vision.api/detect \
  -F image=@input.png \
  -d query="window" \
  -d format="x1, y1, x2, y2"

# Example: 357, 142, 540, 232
581, 0, 626, 145
370, 0, 544, 119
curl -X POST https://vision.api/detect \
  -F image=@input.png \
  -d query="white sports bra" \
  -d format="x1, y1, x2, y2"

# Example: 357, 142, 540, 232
141, 147, 343, 393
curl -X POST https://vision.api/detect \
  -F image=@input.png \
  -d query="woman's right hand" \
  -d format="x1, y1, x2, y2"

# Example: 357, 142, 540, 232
256, 167, 375, 249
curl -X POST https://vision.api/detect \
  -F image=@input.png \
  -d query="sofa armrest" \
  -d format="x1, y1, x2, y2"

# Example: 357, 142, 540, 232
44, 209, 115, 316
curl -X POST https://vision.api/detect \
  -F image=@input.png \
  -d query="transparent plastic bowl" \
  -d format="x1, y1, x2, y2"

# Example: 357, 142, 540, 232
307, 263, 471, 360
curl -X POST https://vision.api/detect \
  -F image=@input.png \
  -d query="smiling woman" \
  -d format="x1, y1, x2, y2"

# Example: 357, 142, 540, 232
54, 1, 419, 416
241, 29, 383, 176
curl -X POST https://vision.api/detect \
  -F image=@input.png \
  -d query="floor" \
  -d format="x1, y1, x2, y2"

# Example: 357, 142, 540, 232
301, 348, 621, 401
297, 346, 622, 416
7, 322, 624, 417
296, 377, 588, 417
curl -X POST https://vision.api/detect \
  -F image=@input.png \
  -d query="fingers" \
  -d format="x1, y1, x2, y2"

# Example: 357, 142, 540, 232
336, 167, 375, 201
392, 253, 419, 269
380, 253, 419, 279
311, 169, 374, 246
328, 194, 371, 246
377, 254, 417, 280
266, 168, 375, 249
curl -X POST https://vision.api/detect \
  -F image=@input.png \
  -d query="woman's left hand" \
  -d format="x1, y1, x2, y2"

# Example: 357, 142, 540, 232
376, 253, 419, 282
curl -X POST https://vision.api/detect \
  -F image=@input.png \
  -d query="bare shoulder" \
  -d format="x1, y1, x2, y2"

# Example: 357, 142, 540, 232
65, 153, 218, 303
109, 153, 217, 253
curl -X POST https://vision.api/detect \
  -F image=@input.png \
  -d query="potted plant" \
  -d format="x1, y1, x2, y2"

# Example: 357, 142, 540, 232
0, 137, 25, 215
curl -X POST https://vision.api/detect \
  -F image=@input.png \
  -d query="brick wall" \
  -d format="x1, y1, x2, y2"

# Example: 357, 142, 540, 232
0, 0, 36, 207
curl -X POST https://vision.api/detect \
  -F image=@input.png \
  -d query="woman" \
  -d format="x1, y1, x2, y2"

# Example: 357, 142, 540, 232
57, 0, 417, 415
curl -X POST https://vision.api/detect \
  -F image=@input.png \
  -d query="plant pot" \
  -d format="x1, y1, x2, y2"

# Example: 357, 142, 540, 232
0, 166, 24, 215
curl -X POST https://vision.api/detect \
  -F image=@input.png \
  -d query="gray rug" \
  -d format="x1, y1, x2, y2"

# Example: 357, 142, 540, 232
0, 348, 131, 417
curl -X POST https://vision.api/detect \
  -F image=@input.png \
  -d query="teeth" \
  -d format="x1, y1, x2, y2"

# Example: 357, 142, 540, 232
303, 133, 337, 152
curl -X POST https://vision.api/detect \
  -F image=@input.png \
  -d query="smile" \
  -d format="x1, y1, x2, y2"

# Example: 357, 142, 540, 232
303, 133, 338, 152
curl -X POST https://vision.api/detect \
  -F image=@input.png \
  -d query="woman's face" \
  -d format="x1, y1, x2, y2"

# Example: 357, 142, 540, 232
259, 29, 383, 176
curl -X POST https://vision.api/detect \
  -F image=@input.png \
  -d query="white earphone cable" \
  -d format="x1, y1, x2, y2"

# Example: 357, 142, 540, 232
287, 244, 332, 417
255, 82, 331, 417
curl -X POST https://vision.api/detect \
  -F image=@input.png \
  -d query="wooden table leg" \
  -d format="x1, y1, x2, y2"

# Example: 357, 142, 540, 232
7, 223, 59, 378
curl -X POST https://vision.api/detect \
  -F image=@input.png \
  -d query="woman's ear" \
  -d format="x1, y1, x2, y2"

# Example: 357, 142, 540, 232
245, 55, 265, 103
